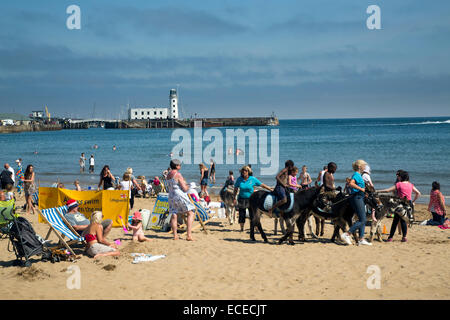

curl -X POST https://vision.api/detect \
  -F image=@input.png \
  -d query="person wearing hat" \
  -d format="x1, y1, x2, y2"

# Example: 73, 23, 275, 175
64, 199, 113, 238
127, 211, 151, 242
166, 159, 196, 241
188, 182, 200, 202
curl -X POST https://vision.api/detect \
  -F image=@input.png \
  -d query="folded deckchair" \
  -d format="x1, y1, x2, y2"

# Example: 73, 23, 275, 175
39, 205, 84, 256
0, 199, 17, 237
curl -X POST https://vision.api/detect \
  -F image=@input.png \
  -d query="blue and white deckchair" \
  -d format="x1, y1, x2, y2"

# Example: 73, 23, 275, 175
192, 201, 209, 222
31, 191, 39, 206
187, 195, 210, 234
39, 205, 84, 255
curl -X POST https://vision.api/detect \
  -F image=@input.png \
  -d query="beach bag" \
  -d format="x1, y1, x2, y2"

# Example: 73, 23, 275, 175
8, 217, 44, 264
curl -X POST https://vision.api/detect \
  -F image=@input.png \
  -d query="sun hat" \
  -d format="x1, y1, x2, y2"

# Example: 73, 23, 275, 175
132, 211, 142, 221
189, 182, 197, 189
66, 199, 79, 211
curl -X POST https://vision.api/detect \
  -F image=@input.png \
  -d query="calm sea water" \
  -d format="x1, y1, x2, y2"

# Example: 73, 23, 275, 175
1, 117, 449, 203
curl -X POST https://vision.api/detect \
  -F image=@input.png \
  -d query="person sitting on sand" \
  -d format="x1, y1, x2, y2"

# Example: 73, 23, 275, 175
422, 181, 447, 226
84, 211, 120, 259
127, 211, 151, 242
64, 199, 113, 238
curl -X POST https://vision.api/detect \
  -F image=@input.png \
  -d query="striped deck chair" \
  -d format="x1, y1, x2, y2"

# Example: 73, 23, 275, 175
39, 205, 84, 256
31, 191, 39, 206
188, 195, 210, 234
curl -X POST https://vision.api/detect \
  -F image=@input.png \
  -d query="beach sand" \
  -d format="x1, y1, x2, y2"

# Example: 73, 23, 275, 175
0, 193, 449, 300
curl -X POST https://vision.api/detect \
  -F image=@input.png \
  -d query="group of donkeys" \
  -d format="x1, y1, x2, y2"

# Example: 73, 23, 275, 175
220, 184, 414, 245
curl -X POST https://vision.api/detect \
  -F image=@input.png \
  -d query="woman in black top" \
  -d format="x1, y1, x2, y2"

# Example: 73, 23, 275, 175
209, 159, 216, 184
98, 165, 115, 190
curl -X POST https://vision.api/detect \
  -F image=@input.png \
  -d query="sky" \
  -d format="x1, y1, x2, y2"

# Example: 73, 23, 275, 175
0, 0, 449, 119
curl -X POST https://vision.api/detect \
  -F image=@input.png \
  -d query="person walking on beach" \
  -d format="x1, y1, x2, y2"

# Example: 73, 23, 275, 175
299, 165, 312, 189
209, 159, 216, 184
89, 155, 95, 174
199, 163, 209, 197
379, 170, 421, 242
166, 159, 196, 241
79, 153, 86, 173
340, 160, 373, 246
84, 211, 119, 259
98, 165, 115, 190
233, 165, 273, 232
23, 164, 37, 215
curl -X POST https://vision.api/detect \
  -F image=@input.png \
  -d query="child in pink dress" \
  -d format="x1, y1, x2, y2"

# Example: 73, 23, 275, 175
127, 211, 151, 242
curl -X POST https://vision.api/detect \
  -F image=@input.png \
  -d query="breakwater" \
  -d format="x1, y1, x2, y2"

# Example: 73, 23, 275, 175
104, 117, 279, 129
0, 123, 62, 134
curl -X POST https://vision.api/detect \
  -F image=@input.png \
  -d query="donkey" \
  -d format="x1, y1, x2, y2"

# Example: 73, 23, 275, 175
366, 194, 414, 242
248, 186, 323, 244
219, 185, 237, 225
296, 186, 383, 243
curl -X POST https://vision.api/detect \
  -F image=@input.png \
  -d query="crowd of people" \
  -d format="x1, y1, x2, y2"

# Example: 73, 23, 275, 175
0, 155, 448, 259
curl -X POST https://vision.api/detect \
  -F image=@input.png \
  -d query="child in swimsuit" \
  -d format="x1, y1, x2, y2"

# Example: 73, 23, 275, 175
287, 166, 301, 192
127, 211, 151, 242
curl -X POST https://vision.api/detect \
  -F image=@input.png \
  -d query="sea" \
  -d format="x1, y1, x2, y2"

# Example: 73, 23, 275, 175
1, 117, 449, 204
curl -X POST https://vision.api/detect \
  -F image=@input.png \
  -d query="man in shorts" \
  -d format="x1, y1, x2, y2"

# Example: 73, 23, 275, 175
64, 199, 112, 237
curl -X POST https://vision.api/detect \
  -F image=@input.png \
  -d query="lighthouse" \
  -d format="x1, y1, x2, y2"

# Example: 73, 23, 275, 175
169, 89, 178, 119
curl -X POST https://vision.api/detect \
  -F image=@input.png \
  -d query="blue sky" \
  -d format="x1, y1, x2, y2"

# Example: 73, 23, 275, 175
0, 0, 449, 119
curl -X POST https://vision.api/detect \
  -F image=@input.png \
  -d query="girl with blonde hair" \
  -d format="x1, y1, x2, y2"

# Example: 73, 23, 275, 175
84, 211, 120, 259
340, 160, 372, 246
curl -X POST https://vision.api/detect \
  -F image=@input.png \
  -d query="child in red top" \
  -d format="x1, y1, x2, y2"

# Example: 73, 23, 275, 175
427, 181, 447, 225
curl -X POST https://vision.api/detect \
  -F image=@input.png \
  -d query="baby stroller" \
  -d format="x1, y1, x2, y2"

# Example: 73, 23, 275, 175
6, 215, 48, 267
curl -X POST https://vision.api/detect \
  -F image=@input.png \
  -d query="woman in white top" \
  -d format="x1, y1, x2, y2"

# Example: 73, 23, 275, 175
166, 159, 195, 241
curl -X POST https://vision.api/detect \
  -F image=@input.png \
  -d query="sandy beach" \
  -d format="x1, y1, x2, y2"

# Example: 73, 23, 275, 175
0, 193, 449, 300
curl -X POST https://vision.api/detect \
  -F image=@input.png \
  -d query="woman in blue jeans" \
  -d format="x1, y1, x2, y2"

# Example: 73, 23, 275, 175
340, 160, 373, 246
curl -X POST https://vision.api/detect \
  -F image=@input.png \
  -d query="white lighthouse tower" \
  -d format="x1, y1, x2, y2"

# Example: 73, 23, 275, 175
169, 89, 178, 119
